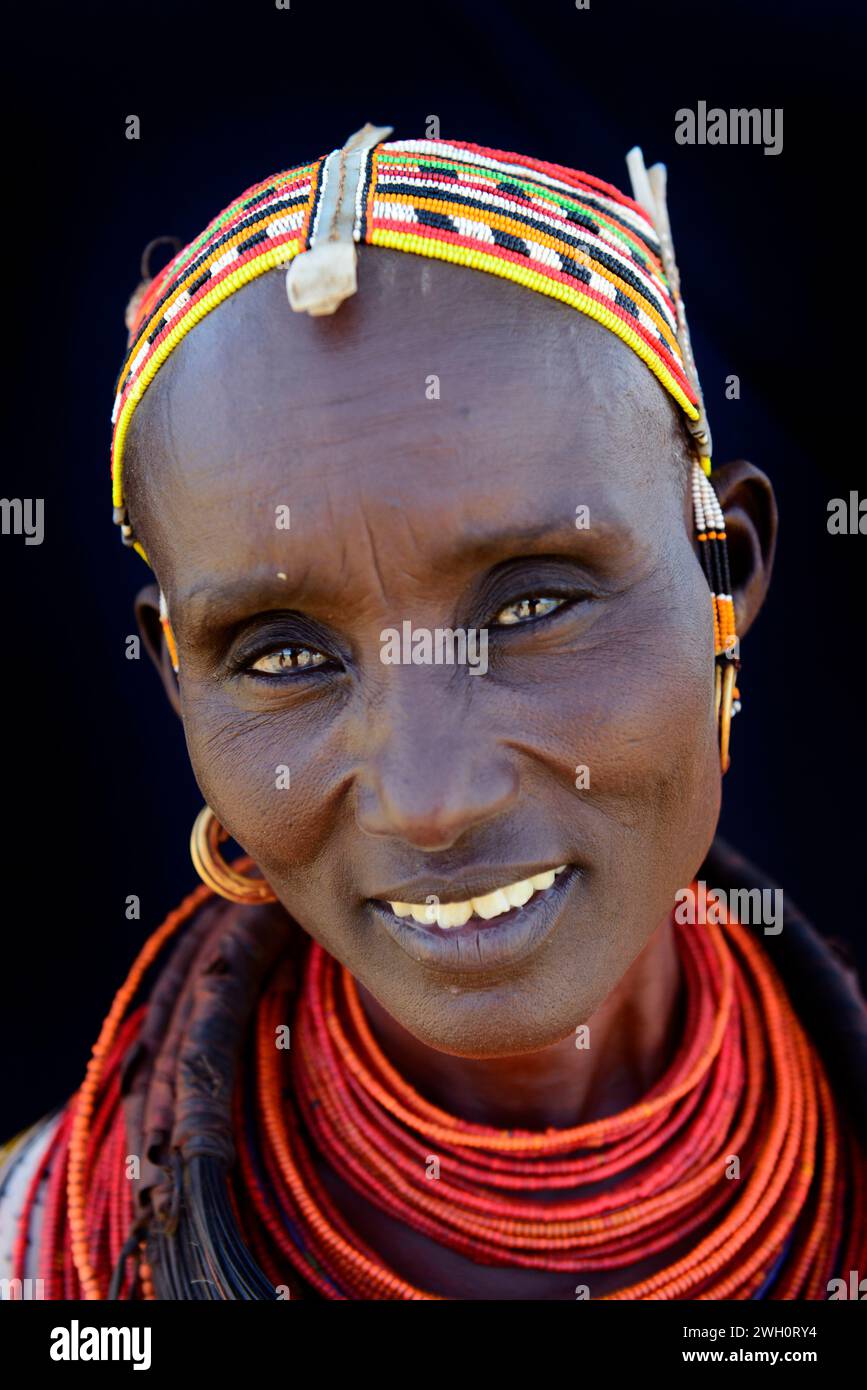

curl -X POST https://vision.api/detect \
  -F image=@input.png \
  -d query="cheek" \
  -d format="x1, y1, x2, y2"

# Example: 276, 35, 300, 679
591, 616, 718, 844
178, 682, 349, 883
507, 561, 721, 888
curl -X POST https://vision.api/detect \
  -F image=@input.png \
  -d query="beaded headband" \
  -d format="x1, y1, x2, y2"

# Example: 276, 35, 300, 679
112, 124, 739, 768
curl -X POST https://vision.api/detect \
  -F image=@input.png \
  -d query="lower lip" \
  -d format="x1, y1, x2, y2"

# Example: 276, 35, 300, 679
367, 867, 580, 976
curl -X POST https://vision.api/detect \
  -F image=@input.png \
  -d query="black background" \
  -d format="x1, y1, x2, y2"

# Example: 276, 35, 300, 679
3, 0, 864, 1133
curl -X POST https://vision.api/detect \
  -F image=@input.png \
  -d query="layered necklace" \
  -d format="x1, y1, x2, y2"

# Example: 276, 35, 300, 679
235, 917, 862, 1299
27, 886, 865, 1300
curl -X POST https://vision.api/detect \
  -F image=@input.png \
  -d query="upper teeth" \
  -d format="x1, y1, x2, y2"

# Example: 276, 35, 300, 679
388, 866, 568, 929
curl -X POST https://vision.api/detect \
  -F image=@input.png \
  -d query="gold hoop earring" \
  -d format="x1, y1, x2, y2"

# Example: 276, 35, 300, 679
190, 805, 277, 904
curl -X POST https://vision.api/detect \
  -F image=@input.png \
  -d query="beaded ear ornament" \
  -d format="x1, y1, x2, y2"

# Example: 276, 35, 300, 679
626, 149, 740, 773
116, 128, 740, 768
158, 589, 180, 675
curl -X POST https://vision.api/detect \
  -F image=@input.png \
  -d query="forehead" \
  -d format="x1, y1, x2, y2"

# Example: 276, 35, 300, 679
125, 248, 686, 584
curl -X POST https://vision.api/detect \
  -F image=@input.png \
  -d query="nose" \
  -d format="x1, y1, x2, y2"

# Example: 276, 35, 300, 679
354, 687, 519, 852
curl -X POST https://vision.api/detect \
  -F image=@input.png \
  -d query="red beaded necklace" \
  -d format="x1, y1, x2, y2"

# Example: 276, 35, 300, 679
235, 918, 861, 1299
22, 884, 866, 1300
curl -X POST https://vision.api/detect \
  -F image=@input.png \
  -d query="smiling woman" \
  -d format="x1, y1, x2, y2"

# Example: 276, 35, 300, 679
2, 129, 865, 1302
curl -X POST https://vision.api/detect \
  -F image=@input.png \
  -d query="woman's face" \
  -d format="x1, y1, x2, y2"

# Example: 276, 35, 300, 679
127, 248, 723, 1057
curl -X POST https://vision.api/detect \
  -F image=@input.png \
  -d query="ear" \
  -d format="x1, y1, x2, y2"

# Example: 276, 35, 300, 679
710, 460, 777, 639
135, 582, 181, 718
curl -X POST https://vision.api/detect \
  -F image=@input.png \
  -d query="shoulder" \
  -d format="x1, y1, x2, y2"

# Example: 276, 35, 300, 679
0, 1108, 68, 1289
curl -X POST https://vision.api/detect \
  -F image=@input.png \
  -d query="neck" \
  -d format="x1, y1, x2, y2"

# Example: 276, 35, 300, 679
354, 915, 684, 1130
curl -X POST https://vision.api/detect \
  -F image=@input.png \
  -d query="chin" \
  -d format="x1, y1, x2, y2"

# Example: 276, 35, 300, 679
382, 960, 605, 1059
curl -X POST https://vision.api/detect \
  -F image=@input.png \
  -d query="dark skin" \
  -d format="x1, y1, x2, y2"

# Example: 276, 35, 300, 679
127, 249, 776, 1297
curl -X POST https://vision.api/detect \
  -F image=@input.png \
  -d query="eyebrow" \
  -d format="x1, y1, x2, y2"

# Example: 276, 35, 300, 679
173, 510, 631, 635
176, 565, 322, 638
447, 513, 626, 563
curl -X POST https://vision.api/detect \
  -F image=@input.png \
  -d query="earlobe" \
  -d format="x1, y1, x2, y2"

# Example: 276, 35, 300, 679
709, 460, 778, 639
134, 582, 182, 717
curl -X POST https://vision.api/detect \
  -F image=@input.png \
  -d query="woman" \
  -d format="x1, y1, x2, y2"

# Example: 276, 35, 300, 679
2, 125, 865, 1300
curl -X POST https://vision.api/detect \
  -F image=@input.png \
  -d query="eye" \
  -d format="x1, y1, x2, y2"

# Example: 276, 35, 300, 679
494, 595, 567, 627
248, 644, 330, 676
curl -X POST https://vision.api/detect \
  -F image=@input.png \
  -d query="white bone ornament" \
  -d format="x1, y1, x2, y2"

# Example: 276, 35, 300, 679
285, 121, 393, 317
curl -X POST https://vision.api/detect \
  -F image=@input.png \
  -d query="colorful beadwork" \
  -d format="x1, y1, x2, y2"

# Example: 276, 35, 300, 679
20, 878, 865, 1300
111, 137, 703, 560
692, 463, 742, 766
693, 466, 737, 662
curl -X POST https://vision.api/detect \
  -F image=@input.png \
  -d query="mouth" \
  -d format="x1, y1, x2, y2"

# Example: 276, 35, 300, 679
385, 864, 569, 928
367, 864, 579, 975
